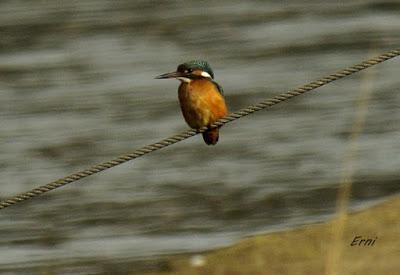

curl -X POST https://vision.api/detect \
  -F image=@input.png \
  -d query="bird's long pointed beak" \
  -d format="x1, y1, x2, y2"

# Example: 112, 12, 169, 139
155, 71, 185, 79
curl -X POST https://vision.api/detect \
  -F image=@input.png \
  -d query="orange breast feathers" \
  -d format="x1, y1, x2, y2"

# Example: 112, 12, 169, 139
178, 79, 228, 129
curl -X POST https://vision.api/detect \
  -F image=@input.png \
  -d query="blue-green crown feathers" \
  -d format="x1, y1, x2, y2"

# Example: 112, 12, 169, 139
177, 60, 214, 79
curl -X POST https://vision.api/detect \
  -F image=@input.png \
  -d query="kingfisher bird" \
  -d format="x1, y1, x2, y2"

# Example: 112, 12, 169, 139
156, 60, 228, 145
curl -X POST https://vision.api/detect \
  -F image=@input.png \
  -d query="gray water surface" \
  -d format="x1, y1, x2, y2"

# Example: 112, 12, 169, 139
0, 0, 399, 273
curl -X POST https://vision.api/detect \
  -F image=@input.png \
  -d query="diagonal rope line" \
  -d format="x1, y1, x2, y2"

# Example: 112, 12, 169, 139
0, 49, 399, 210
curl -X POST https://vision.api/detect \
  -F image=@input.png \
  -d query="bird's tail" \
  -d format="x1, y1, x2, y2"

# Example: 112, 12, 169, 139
202, 128, 219, 145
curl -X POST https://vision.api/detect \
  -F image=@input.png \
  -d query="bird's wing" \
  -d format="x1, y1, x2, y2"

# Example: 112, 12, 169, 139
211, 80, 224, 96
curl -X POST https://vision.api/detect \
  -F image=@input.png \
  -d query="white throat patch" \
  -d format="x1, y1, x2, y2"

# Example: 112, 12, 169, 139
177, 77, 192, 83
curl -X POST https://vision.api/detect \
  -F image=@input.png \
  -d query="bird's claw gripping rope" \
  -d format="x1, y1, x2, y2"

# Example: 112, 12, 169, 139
0, 49, 399, 210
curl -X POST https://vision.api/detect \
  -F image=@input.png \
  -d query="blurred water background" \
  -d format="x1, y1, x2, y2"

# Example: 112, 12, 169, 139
0, 0, 399, 273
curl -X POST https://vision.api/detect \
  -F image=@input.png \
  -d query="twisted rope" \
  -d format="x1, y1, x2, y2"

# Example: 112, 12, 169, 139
1, 49, 399, 210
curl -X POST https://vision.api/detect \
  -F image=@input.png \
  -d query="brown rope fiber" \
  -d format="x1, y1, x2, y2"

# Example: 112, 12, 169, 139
0, 49, 399, 210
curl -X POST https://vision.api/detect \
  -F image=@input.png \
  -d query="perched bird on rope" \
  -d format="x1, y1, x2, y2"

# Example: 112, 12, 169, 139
156, 60, 228, 145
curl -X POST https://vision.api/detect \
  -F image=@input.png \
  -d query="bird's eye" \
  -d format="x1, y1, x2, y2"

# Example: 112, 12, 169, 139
186, 68, 193, 73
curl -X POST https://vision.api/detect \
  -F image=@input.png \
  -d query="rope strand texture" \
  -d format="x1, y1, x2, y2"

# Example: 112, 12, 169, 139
1, 49, 399, 210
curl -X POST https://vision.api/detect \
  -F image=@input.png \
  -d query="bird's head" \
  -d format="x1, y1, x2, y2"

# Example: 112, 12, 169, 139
155, 60, 214, 83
